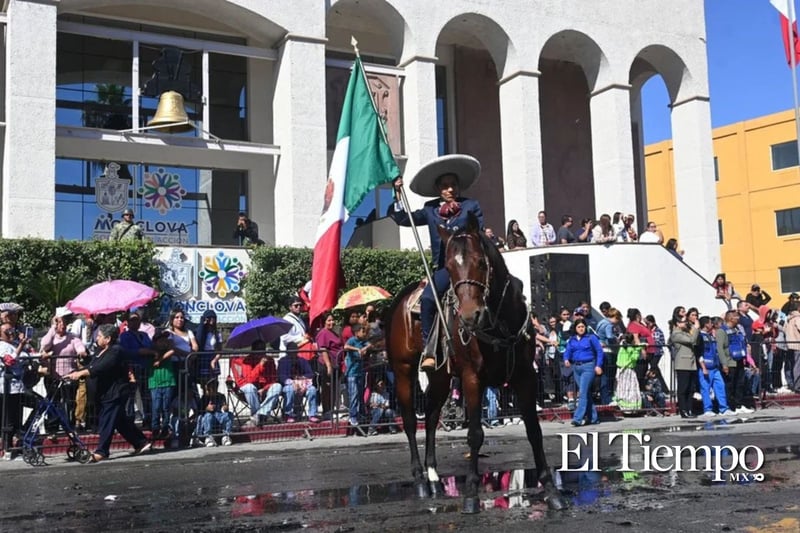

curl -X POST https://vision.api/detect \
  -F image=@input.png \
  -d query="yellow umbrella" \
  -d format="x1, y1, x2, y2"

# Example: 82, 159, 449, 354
333, 286, 392, 310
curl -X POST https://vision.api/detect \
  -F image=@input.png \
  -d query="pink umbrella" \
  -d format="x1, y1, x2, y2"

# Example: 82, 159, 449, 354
66, 280, 158, 315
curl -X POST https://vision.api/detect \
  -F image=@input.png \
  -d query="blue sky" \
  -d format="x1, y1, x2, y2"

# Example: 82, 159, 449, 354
642, 0, 796, 143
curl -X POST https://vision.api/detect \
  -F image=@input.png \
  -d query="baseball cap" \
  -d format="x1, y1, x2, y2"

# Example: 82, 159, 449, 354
573, 307, 587, 317
791, 292, 799, 299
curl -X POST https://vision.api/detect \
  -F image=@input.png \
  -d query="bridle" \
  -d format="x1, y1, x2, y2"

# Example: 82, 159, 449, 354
445, 233, 522, 346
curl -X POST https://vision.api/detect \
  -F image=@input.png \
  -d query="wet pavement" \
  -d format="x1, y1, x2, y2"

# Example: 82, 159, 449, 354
2, 408, 800, 532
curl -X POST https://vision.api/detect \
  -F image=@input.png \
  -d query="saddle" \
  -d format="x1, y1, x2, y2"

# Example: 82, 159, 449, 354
401, 280, 455, 371
405, 280, 426, 317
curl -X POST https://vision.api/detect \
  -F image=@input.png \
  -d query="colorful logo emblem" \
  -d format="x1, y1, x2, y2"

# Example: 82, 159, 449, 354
95, 162, 130, 213
139, 168, 187, 215
199, 251, 244, 298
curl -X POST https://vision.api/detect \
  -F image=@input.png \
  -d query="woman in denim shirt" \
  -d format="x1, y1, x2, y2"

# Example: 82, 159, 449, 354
563, 319, 605, 427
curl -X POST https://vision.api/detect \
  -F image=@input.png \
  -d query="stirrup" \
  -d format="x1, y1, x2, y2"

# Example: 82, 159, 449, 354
420, 355, 436, 372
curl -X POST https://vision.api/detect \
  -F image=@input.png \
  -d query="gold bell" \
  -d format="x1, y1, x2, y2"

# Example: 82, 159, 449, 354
147, 91, 193, 133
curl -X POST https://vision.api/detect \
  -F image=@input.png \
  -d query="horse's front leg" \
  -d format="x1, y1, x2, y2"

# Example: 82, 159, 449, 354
394, 362, 427, 498
461, 371, 484, 514
511, 365, 567, 511
423, 368, 450, 497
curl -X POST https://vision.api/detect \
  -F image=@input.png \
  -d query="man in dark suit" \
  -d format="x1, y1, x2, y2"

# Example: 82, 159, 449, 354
389, 154, 484, 371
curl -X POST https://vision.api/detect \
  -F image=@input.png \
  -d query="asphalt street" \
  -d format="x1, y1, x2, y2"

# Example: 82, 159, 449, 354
1, 407, 800, 532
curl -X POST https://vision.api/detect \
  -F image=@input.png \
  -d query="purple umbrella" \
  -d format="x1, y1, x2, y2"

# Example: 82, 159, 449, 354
66, 280, 158, 315
226, 316, 293, 349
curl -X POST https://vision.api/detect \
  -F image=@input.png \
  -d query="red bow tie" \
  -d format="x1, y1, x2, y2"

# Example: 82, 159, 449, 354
439, 201, 461, 219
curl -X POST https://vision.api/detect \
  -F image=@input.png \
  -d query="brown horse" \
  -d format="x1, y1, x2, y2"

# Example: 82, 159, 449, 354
385, 212, 566, 513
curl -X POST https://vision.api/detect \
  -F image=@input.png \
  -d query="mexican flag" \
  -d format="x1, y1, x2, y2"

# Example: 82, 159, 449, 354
310, 58, 400, 327
771, 0, 800, 66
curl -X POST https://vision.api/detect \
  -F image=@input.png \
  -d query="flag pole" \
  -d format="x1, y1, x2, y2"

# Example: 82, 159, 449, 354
789, 0, 800, 164
351, 36, 453, 348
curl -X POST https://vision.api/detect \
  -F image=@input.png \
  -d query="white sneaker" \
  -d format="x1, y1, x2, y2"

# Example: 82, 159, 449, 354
720, 410, 736, 416
701, 411, 716, 418
735, 406, 754, 414
536, 404, 543, 412
692, 393, 702, 401
608, 401, 618, 407
221, 435, 232, 446
205, 438, 217, 447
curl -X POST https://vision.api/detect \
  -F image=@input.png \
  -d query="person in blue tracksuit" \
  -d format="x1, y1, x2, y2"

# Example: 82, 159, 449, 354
697, 316, 733, 417
563, 319, 605, 426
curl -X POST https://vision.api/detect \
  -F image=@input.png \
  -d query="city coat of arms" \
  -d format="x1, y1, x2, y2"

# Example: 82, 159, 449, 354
159, 248, 193, 297
95, 162, 130, 213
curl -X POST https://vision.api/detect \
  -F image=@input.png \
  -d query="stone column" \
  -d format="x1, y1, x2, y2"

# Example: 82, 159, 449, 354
590, 84, 636, 220
498, 70, 544, 235
2, 0, 58, 238
247, 57, 275, 245
393, 56, 439, 251
272, 36, 327, 247
671, 96, 720, 279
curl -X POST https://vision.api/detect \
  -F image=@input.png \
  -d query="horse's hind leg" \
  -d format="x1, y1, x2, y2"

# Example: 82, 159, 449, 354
395, 362, 428, 498
511, 367, 567, 511
461, 371, 484, 514
423, 368, 450, 497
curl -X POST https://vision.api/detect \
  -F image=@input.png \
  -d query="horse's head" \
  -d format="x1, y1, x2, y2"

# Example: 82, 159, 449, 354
439, 211, 491, 330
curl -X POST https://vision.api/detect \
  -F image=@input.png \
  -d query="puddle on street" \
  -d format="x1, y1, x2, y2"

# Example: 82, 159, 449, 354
221, 445, 800, 522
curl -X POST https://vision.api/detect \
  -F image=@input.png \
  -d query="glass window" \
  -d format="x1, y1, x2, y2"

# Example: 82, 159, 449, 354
57, 31, 250, 139
776, 207, 800, 236
56, 33, 134, 129
208, 53, 247, 140
55, 158, 246, 246
718, 219, 723, 245
139, 45, 203, 136
771, 141, 799, 171
713, 156, 719, 182
780, 266, 800, 293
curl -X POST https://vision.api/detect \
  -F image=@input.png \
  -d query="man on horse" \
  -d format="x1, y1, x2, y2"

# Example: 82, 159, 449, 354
389, 154, 484, 372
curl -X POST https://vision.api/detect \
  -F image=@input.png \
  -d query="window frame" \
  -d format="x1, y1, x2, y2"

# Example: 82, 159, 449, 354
770, 140, 800, 171
779, 265, 800, 293
775, 207, 800, 237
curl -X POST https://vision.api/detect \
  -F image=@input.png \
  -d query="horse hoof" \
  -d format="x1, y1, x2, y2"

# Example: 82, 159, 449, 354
415, 481, 431, 499
461, 496, 481, 514
545, 492, 567, 511
428, 480, 445, 497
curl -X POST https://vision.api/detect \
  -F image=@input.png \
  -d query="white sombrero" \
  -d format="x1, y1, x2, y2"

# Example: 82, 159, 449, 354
409, 154, 481, 198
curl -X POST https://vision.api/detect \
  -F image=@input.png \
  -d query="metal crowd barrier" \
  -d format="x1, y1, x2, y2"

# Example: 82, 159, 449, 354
3, 339, 800, 456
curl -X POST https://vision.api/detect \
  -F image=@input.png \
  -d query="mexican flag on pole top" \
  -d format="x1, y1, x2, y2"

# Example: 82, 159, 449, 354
310, 57, 400, 327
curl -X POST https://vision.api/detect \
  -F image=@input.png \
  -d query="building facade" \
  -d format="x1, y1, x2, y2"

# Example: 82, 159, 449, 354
1, 0, 720, 278
646, 109, 800, 299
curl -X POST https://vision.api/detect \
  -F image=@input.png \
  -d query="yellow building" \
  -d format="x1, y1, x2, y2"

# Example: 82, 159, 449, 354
645, 109, 800, 301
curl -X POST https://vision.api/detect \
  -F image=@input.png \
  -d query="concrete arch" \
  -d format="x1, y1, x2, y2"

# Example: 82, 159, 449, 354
326, 0, 409, 62
629, 44, 694, 103
538, 29, 609, 91
435, 12, 516, 79
57, 0, 288, 45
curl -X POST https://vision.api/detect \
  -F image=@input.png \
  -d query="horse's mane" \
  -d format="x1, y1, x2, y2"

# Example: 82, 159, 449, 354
477, 230, 509, 280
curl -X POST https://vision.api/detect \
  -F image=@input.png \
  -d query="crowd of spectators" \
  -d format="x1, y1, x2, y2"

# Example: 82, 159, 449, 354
483, 211, 685, 259
3, 273, 799, 458
503, 292, 800, 428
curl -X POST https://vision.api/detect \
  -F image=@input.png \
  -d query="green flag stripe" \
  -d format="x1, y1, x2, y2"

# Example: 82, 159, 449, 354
337, 58, 400, 213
